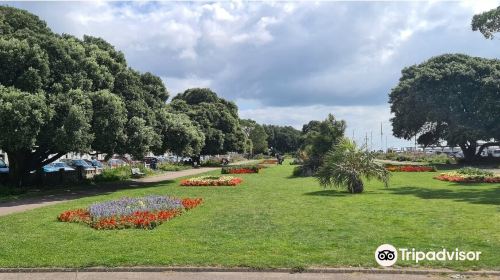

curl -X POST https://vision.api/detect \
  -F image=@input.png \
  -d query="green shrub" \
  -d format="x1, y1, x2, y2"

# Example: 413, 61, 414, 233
292, 166, 304, 177
292, 165, 314, 177
230, 154, 247, 163
455, 167, 494, 177
289, 158, 303, 165
377, 152, 455, 164
94, 164, 155, 182
94, 166, 131, 182
422, 154, 455, 164
157, 163, 191, 172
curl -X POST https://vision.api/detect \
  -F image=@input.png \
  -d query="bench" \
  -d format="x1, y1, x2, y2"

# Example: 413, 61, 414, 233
131, 168, 145, 178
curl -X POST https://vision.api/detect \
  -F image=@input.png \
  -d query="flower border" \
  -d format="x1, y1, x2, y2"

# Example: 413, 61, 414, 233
180, 176, 243, 186
58, 197, 203, 230
385, 165, 436, 172
434, 174, 500, 183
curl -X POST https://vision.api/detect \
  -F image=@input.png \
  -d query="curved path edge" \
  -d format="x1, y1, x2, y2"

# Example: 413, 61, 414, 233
0, 266, 498, 275
0, 167, 218, 217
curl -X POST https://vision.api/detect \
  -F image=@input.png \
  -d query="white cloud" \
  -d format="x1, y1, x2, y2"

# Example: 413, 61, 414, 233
6, 1, 500, 144
459, 0, 499, 14
162, 76, 213, 96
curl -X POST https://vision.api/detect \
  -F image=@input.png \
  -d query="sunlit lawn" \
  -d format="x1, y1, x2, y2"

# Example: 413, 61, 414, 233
0, 163, 498, 270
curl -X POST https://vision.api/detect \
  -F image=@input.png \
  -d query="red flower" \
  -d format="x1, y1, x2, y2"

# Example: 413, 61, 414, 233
182, 198, 203, 209
57, 209, 91, 224
434, 174, 500, 183
58, 197, 203, 230
386, 165, 435, 172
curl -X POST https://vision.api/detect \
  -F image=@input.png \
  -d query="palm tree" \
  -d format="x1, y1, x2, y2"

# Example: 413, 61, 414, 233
315, 138, 390, 193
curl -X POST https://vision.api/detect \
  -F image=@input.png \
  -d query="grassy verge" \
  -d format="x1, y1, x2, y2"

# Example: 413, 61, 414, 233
0, 163, 498, 269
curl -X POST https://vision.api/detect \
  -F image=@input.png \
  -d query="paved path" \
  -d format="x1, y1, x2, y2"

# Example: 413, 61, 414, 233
0, 272, 492, 280
131, 167, 216, 183
0, 167, 217, 217
0, 271, 494, 280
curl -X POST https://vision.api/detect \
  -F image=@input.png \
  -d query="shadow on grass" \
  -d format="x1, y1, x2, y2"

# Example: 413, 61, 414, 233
304, 189, 384, 196
387, 185, 500, 207
286, 175, 309, 179
304, 190, 350, 197
0, 179, 176, 208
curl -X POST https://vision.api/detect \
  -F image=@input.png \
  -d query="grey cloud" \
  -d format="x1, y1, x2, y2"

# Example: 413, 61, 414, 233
4, 1, 500, 108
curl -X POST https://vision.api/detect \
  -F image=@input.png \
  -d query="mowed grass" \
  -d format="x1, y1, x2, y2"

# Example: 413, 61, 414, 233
0, 163, 499, 270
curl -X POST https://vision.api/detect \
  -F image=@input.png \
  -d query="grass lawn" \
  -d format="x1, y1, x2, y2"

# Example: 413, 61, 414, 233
0, 163, 498, 270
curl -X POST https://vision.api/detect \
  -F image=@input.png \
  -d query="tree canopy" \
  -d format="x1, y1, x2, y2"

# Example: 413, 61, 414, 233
299, 114, 346, 170
169, 88, 246, 155
262, 125, 302, 154
0, 6, 203, 186
389, 54, 500, 161
240, 119, 268, 155
472, 6, 500, 39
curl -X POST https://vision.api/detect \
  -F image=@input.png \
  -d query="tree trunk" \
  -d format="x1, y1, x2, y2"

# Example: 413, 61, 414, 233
459, 142, 477, 162
6, 150, 64, 188
7, 151, 30, 188
348, 177, 364, 193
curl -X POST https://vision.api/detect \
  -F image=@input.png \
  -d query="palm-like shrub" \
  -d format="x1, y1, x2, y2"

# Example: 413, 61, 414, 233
316, 138, 390, 193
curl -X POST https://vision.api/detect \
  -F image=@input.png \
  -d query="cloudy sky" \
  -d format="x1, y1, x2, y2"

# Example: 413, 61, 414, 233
5, 0, 500, 149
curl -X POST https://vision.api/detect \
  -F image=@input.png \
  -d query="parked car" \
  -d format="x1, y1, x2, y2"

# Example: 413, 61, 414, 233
62, 159, 94, 170
491, 149, 500, 158
85, 159, 104, 169
0, 159, 8, 174
108, 158, 128, 168
43, 162, 75, 173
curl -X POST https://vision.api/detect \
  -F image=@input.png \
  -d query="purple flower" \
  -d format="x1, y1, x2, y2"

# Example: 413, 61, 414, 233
88, 195, 183, 219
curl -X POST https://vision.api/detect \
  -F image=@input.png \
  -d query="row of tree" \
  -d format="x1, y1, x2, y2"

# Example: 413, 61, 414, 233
389, 6, 500, 162
0, 7, 306, 187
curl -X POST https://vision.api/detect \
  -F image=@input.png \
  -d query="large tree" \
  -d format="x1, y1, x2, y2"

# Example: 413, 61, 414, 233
0, 7, 203, 186
169, 88, 246, 155
389, 54, 500, 161
262, 125, 302, 154
299, 114, 346, 171
240, 119, 268, 155
472, 6, 500, 39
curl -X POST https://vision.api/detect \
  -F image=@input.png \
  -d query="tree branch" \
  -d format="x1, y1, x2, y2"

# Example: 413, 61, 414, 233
38, 153, 65, 167
477, 141, 500, 156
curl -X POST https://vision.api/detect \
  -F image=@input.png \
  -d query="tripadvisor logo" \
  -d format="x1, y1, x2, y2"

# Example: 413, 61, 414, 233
375, 244, 482, 267
375, 244, 398, 267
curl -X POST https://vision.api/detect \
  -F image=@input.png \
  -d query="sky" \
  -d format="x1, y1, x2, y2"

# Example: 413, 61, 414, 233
5, 0, 500, 150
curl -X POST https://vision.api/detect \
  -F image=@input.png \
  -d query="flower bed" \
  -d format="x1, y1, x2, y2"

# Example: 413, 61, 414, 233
385, 165, 436, 172
221, 165, 260, 174
58, 196, 202, 230
434, 167, 500, 183
180, 175, 243, 186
